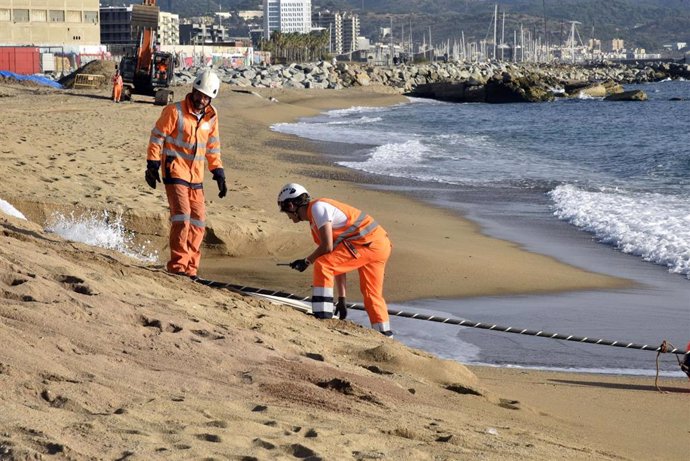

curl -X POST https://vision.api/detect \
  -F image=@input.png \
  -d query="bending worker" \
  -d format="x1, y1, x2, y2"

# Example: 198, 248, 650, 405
277, 183, 393, 337
145, 69, 227, 278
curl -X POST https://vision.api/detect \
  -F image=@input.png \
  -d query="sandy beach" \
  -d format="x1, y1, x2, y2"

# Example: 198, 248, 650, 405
0, 78, 687, 460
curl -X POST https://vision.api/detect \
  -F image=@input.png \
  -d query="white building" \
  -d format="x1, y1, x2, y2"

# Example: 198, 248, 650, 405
263, 0, 311, 40
158, 10, 179, 46
239, 10, 263, 21
312, 10, 359, 55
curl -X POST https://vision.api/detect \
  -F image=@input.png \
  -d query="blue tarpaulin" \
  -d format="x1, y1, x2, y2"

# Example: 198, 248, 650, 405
0, 70, 63, 89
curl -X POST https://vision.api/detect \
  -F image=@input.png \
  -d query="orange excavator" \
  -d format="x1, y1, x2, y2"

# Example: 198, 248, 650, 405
119, 0, 175, 105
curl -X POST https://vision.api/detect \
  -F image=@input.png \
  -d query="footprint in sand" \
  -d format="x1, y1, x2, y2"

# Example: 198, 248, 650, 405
498, 398, 521, 410
0, 276, 29, 287
445, 383, 483, 396
304, 352, 325, 362
191, 329, 225, 340
205, 420, 228, 428
56, 274, 97, 296
288, 444, 320, 459
253, 438, 276, 450
139, 316, 183, 333
195, 433, 221, 443
240, 372, 253, 384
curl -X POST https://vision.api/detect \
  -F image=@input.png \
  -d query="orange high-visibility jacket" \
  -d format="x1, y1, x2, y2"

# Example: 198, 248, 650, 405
307, 198, 386, 247
147, 94, 223, 189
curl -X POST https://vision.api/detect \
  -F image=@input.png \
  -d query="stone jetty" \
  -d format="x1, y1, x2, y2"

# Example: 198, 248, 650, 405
171, 60, 690, 103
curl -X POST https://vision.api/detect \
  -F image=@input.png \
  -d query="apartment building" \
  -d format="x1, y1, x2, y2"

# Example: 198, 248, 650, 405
0, 0, 100, 45
99, 6, 133, 46
604, 38, 625, 53
341, 11, 359, 54
312, 10, 359, 55
158, 10, 179, 46
179, 22, 230, 45
101, 5, 178, 47
263, 0, 311, 40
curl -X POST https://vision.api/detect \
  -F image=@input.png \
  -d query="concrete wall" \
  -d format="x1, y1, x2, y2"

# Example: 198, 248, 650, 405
0, 0, 100, 46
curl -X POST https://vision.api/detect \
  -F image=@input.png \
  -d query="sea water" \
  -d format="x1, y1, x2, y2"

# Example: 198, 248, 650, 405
45, 211, 158, 263
273, 81, 690, 376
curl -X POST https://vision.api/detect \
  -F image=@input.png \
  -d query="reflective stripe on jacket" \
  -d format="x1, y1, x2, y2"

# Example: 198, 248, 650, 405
147, 94, 223, 189
307, 198, 385, 247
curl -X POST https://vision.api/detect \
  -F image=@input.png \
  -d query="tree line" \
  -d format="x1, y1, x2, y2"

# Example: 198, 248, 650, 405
260, 30, 331, 63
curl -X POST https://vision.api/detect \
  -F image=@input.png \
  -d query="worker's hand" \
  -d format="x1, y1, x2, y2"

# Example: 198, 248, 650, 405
145, 168, 161, 189
289, 258, 310, 272
211, 168, 227, 198
334, 297, 347, 320
215, 177, 227, 198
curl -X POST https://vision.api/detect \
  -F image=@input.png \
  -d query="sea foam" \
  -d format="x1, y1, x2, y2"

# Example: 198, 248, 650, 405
549, 184, 690, 278
45, 210, 158, 263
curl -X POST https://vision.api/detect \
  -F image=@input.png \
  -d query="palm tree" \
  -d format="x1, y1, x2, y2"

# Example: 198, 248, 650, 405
265, 30, 331, 63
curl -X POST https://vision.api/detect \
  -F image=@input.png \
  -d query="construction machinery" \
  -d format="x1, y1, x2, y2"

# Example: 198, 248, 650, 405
119, 0, 175, 105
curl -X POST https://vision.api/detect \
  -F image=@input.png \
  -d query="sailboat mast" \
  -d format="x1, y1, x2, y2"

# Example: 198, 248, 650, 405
501, 9, 505, 61
493, 4, 498, 60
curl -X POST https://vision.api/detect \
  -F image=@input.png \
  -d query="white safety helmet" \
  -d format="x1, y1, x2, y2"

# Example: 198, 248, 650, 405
193, 69, 220, 98
277, 183, 310, 211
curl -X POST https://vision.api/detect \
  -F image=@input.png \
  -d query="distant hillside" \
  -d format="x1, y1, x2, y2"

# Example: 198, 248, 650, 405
334, 0, 690, 51
100, 0, 690, 52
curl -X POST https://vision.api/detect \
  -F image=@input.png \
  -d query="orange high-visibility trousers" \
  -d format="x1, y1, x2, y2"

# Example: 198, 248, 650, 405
312, 235, 392, 332
112, 84, 122, 102
165, 184, 205, 276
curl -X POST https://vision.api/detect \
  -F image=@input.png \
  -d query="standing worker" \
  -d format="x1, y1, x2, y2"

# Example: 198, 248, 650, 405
277, 183, 393, 337
145, 69, 228, 278
156, 60, 168, 81
112, 68, 123, 103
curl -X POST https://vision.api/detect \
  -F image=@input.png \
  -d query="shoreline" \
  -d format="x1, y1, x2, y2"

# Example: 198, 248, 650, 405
200, 86, 632, 304
212, 87, 688, 376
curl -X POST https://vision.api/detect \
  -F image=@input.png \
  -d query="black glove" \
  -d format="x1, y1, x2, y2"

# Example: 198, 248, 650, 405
289, 258, 310, 272
212, 168, 227, 199
334, 297, 347, 320
145, 168, 161, 189
215, 177, 227, 198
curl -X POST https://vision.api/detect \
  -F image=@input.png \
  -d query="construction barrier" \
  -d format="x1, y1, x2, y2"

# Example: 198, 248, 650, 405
73, 73, 105, 89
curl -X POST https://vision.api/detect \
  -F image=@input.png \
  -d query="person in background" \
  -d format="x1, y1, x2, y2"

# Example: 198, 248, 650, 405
277, 183, 393, 337
145, 69, 227, 278
111, 68, 123, 103
157, 61, 168, 81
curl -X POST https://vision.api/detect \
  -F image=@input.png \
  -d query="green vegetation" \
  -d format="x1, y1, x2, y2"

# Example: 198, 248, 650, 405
260, 30, 331, 62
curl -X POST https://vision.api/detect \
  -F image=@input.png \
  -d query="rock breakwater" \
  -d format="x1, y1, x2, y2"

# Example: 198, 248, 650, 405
172, 60, 690, 103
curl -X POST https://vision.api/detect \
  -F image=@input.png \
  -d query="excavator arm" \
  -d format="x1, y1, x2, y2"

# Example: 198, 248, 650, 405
120, 0, 174, 105
136, 28, 155, 74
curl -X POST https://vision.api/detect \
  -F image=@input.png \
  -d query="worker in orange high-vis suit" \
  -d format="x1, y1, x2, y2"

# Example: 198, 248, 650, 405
145, 69, 227, 278
112, 69, 123, 103
277, 183, 393, 337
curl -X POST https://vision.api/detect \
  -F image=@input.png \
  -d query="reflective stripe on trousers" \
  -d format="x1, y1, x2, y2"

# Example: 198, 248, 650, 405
312, 235, 392, 331
165, 184, 205, 276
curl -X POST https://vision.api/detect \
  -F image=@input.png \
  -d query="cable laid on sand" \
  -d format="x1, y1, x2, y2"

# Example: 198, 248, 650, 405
193, 277, 688, 356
